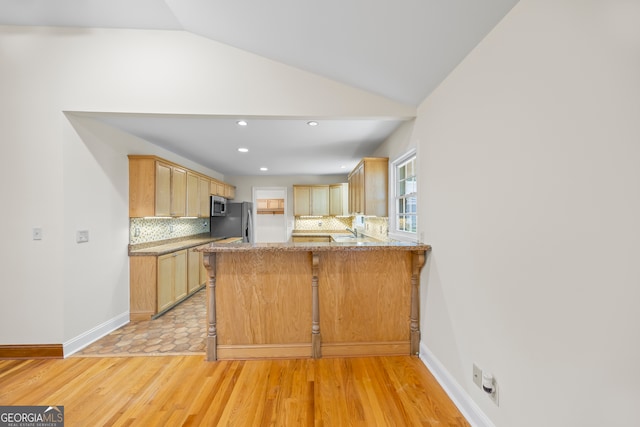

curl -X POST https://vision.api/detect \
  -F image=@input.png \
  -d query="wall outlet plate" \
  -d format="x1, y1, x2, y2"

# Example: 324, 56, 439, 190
76, 230, 89, 243
473, 364, 482, 388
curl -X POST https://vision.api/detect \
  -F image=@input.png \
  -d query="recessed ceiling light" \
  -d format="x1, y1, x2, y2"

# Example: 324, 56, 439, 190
260, 167, 268, 171
238, 148, 249, 153
236, 120, 248, 126
307, 121, 318, 126
340, 165, 347, 169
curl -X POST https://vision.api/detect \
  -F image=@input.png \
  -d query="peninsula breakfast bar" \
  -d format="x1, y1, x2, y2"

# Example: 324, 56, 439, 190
196, 241, 431, 361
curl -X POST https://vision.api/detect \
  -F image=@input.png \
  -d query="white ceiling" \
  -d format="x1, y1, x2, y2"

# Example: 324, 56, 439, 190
0, 0, 520, 176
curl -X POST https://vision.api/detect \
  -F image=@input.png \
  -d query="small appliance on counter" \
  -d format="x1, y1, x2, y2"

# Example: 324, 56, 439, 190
210, 201, 253, 243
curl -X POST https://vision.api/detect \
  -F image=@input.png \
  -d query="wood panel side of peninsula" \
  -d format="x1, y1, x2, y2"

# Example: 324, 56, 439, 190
199, 242, 430, 361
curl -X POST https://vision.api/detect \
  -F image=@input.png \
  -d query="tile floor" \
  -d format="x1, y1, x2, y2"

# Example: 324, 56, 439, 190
76, 288, 206, 357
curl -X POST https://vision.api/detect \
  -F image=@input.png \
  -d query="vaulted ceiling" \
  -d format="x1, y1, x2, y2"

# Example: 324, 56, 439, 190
0, 0, 520, 175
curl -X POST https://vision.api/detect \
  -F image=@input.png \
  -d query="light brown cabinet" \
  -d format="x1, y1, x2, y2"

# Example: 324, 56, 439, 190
348, 157, 388, 217
198, 177, 210, 217
129, 155, 235, 217
188, 247, 205, 294
257, 198, 285, 215
130, 247, 204, 320
187, 174, 212, 218
186, 172, 200, 217
152, 161, 186, 217
329, 183, 349, 216
211, 180, 236, 200
157, 250, 187, 313
293, 185, 329, 216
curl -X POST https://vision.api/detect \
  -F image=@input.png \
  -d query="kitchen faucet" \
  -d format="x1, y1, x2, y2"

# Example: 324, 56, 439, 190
346, 227, 358, 238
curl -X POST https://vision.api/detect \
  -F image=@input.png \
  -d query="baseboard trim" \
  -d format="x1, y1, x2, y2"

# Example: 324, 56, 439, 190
217, 343, 312, 360
0, 344, 63, 359
419, 342, 495, 427
63, 311, 130, 357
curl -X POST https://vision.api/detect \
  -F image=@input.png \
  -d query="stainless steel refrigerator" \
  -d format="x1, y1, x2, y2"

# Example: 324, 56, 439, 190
210, 201, 253, 243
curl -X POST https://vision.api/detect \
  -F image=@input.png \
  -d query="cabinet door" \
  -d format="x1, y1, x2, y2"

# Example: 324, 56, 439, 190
199, 251, 207, 288
199, 177, 211, 217
330, 184, 346, 216
212, 181, 225, 197
155, 162, 172, 217
187, 248, 201, 294
349, 164, 364, 214
171, 167, 187, 217
224, 184, 235, 200
174, 250, 188, 301
311, 186, 329, 216
293, 186, 311, 216
186, 172, 200, 217
157, 253, 174, 312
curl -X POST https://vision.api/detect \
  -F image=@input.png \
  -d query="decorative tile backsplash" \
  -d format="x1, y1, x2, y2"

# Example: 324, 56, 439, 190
129, 217, 210, 244
294, 216, 353, 232
362, 216, 389, 241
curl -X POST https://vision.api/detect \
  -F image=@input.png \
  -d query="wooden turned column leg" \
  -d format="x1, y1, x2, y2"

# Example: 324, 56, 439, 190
410, 251, 426, 355
203, 253, 218, 361
311, 252, 321, 359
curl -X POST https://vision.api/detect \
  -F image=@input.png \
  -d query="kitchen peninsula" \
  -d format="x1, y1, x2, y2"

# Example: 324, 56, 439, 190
196, 240, 431, 361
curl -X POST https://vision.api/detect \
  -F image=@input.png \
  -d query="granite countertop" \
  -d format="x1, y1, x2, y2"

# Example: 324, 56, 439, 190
129, 234, 241, 256
196, 240, 431, 253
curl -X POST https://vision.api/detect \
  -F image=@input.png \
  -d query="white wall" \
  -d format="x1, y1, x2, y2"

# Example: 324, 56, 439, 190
0, 26, 412, 349
388, 1, 640, 426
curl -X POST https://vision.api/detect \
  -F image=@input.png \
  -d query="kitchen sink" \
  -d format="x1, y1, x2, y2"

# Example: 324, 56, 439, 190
331, 235, 379, 243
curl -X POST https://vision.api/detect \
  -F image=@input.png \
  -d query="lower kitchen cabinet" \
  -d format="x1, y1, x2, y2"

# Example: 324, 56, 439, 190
157, 250, 187, 313
188, 247, 207, 294
130, 248, 203, 320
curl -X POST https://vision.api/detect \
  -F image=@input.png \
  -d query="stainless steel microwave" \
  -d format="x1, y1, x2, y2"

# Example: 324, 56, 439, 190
211, 196, 227, 216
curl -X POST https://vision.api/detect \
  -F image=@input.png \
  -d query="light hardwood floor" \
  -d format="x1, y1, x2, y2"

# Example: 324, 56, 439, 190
0, 355, 469, 426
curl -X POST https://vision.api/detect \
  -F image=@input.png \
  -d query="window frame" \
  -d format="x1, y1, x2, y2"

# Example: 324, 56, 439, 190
389, 149, 418, 242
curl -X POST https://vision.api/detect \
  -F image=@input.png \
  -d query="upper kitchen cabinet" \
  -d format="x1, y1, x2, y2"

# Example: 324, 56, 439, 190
198, 176, 211, 217
129, 155, 233, 218
293, 185, 329, 216
211, 179, 236, 200
329, 183, 349, 216
129, 156, 187, 217
348, 157, 388, 217
187, 173, 213, 218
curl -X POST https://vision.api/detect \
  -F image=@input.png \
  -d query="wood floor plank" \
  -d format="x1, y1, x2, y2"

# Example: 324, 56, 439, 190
0, 355, 469, 426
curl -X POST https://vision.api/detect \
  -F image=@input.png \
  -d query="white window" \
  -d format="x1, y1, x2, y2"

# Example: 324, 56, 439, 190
393, 151, 417, 239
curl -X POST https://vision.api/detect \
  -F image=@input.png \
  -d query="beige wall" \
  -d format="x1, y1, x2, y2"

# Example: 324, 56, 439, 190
381, 0, 640, 426
0, 26, 412, 351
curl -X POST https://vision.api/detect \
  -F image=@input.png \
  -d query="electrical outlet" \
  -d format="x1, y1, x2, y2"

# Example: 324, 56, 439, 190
76, 230, 89, 243
473, 364, 482, 388
32, 227, 43, 240
473, 364, 499, 406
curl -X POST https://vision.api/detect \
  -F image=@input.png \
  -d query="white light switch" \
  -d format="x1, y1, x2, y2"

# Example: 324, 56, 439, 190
76, 230, 89, 243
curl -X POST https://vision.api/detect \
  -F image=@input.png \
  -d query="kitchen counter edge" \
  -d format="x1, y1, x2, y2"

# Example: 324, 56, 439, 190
129, 236, 240, 256
196, 241, 431, 253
